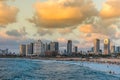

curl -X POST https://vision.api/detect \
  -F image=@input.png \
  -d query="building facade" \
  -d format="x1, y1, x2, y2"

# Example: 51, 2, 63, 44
73, 46, 78, 53
50, 42, 59, 52
54, 42, 59, 52
104, 39, 110, 55
94, 39, 100, 54
110, 46, 115, 53
26, 44, 30, 56
0, 49, 8, 54
110, 42, 115, 53
116, 46, 120, 53
19, 44, 26, 56
24, 43, 34, 56
91, 47, 94, 52
33, 40, 45, 56
67, 40, 72, 55
30, 43, 34, 54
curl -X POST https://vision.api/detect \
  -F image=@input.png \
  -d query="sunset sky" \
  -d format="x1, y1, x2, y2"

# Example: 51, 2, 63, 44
1, 0, 120, 53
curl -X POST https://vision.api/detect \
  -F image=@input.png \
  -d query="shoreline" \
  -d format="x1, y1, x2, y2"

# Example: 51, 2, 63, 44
0, 57, 120, 65
29, 57, 120, 65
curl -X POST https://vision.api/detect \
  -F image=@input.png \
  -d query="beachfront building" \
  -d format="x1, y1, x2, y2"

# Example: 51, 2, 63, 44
26, 44, 30, 56
116, 46, 120, 53
73, 46, 78, 53
67, 40, 72, 55
110, 46, 115, 54
0, 49, 9, 54
45, 42, 59, 57
42, 43, 46, 55
26, 43, 34, 56
50, 42, 59, 52
45, 43, 49, 51
104, 39, 110, 55
19, 44, 26, 56
55, 42, 59, 52
110, 42, 115, 54
50, 42, 55, 51
33, 40, 45, 56
91, 47, 94, 52
30, 43, 34, 54
64, 49, 67, 54
94, 39, 100, 54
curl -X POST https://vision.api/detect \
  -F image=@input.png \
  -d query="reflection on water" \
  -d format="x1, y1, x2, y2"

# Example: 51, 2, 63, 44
0, 58, 120, 80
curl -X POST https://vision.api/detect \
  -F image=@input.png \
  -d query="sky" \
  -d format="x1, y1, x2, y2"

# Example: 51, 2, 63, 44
1, 0, 120, 53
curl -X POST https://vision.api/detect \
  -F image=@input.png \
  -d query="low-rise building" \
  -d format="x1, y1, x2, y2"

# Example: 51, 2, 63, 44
0, 49, 8, 54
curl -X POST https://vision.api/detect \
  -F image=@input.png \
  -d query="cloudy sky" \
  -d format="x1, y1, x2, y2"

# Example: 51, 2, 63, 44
0, 0, 120, 53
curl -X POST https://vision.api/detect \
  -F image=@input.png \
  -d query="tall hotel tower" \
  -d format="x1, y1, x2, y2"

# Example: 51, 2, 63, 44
104, 39, 110, 55
19, 44, 26, 56
34, 40, 45, 56
67, 40, 72, 55
110, 42, 115, 53
94, 39, 100, 54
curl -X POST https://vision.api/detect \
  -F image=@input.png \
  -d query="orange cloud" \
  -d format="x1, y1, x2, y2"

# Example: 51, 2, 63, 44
57, 37, 67, 43
80, 24, 94, 33
57, 28, 73, 34
0, 30, 10, 38
79, 33, 108, 49
29, 0, 97, 28
86, 34, 108, 42
79, 17, 118, 38
100, 0, 120, 19
0, 2, 18, 26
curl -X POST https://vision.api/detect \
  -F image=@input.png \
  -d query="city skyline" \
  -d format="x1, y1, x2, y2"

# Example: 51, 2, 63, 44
19, 38, 120, 56
1, 0, 120, 53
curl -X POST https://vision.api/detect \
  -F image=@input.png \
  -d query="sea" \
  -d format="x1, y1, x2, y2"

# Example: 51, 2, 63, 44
0, 58, 120, 80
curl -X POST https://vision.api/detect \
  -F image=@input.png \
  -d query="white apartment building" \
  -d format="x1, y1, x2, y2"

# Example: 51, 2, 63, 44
33, 40, 45, 56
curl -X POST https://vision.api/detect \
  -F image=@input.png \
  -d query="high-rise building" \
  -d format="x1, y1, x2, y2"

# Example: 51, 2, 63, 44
110, 42, 115, 53
26, 43, 34, 56
50, 42, 59, 52
67, 40, 72, 55
91, 47, 94, 52
19, 44, 26, 56
30, 43, 34, 54
94, 39, 100, 54
55, 42, 59, 52
45, 43, 48, 51
33, 40, 45, 56
104, 39, 110, 55
110, 46, 115, 53
48, 44, 50, 51
41, 43, 46, 55
64, 49, 67, 54
50, 42, 55, 51
26, 44, 31, 56
34, 40, 41, 55
73, 46, 78, 53
116, 46, 120, 53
